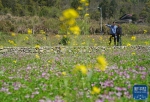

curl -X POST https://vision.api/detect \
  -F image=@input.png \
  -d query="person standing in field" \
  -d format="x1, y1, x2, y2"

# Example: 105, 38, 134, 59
116, 24, 122, 46
105, 22, 117, 46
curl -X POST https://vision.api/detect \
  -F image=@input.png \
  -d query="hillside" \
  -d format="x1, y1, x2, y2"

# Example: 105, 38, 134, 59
0, 0, 150, 34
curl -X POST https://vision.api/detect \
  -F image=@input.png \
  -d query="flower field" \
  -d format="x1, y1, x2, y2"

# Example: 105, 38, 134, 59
0, 0, 150, 101
0, 45, 150, 102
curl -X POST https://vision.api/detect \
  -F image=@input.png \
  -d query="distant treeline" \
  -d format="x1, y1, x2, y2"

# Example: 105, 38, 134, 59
0, 0, 150, 22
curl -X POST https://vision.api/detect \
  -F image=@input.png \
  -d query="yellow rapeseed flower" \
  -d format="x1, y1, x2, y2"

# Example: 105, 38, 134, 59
127, 43, 131, 47
24, 36, 29, 40
62, 72, 67, 76
81, 42, 86, 45
91, 86, 100, 94
8, 40, 16, 45
43, 37, 46, 40
11, 33, 16, 37
84, 13, 89, 17
55, 35, 61, 38
144, 30, 147, 34
80, 0, 87, 3
132, 52, 136, 55
62, 8, 79, 20
66, 19, 76, 26
131, 36, 136, 41
40, 30, 45, 34
28, 28, 32, 34
35, 54, 40, 59
13, 60, 17, 63
77, 6, 83, 10
35, 44, 40, 49
69, 25, 80, 35
144, 41, 149, 45
96, 56, 108, 71
85, 2, 89, 6
74, 64, 87, 75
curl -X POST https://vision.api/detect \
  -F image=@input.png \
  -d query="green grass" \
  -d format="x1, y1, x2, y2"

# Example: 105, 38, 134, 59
0, 32, 150, 47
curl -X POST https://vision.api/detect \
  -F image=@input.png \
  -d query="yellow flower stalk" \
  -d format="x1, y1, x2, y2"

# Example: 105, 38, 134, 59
91, 86, 100, 94
96, 56, 108, 71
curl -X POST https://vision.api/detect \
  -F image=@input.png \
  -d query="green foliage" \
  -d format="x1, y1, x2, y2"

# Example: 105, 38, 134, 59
90, 11, 100, 21
59, 35, 70, 45
71, 0, 81, 9
121, 23, 150, 35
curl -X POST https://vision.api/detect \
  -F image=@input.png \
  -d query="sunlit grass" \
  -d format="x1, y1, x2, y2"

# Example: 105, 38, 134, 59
0, 33, 150, 47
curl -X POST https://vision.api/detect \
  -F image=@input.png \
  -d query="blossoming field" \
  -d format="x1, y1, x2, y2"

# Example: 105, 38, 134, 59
0, 45, 150, 102
0, 0, 150, 101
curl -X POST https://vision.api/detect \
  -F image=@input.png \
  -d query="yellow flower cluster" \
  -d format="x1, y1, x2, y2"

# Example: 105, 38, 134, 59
24, 36, 29, 41
8, 40, 16, 46
84, 13, 89, 17
131, 36, 136, 41
74, 64, 87, 75
91, 86, 100, 94
60, 8, 80, 35
62, 72, 67, 76
80, 0, 89, 6
144, 41, 149, 45
13, 60, 17, 63
35, 54, 40, 59
35, 44, 40, 49
143, 30, 147, 34
28, 28, 32, 34
127, 43, 131, 47
96, 56, 108, 71
132, 52, 136, 55
40, 30, 45, 34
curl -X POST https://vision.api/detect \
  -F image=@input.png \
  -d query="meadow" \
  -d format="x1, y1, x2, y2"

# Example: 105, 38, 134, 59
0, 32, 150, 102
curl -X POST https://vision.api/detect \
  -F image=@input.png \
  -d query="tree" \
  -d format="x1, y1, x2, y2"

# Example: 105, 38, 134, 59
109, 0, 118, 18
98, 0, 110, 19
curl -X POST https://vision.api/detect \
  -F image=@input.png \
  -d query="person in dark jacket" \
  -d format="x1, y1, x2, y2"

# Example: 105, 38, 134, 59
116, 24, 122, 46
105, 22, 117, 46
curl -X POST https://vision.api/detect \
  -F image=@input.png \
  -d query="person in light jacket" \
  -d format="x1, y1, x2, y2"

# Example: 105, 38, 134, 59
105, 22, 117, 46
